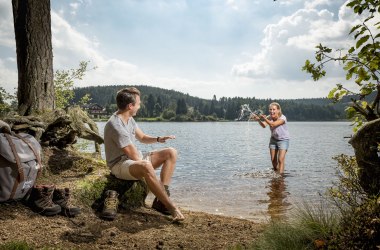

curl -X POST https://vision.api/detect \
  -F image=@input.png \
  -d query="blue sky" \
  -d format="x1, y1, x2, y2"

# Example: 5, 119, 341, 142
0, 0, 371, 100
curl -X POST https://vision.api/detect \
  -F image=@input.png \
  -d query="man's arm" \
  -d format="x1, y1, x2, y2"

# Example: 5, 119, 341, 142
135, 127, 175, 144
121, 144, 142, 161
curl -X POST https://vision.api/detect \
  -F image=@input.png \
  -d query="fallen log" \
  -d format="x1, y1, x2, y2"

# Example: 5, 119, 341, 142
3, 106, 104, 152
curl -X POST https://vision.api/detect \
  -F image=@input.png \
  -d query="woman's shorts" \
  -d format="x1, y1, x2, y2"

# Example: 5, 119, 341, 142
269, 138, 289, 150
110, 152, 152, 181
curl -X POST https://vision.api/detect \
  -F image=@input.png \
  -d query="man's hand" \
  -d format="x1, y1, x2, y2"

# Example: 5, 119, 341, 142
158, 135, 175, 143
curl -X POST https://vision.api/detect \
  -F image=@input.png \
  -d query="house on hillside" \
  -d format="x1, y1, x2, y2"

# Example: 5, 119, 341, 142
82, 103, 107, 118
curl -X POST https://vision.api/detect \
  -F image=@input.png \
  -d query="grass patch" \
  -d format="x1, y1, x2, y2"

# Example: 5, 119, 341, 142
0, 241, 32, 250
251, 202, 339, 250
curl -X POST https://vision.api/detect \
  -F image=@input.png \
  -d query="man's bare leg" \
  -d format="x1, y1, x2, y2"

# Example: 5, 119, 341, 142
128, 160, 184, 221
150, 147, 177, 185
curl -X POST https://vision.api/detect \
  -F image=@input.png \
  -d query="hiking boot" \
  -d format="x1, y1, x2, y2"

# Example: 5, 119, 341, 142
101, 190, 119, 220
53, 188, 81, 217
152, 185, 170, 215
28, 185, 61, 216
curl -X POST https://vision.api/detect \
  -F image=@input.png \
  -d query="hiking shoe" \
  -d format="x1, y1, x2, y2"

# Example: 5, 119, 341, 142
152, 198, 171, 215
152, 185, 171, 215
28, 185, 61, 216
101, 190, 119, 220
53, 188, 81, 217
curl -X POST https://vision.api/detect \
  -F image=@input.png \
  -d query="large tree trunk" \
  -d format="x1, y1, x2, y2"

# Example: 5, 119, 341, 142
12, 0, 54, 116
349, 118, 380, 196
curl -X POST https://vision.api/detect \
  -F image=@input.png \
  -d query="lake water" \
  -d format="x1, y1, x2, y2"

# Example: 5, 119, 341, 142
93, 121, 354, 222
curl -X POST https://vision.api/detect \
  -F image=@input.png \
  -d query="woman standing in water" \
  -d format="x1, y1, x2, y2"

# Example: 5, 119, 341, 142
251, 102, 290, 174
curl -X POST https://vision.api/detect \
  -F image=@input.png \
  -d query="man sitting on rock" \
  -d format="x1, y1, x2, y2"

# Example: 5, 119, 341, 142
103, 87, 184, 221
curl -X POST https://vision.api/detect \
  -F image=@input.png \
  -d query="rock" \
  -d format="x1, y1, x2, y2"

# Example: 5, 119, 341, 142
75, 172, 148, 211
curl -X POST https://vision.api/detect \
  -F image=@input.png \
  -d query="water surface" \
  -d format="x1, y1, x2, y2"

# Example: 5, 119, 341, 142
94, 121, 354, 222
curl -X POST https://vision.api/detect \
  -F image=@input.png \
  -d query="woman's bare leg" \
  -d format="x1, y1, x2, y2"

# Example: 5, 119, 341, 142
270, 149, 278, 171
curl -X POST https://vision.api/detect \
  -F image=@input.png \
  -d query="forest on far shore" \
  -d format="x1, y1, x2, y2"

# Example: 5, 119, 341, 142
73, 85, 357, 121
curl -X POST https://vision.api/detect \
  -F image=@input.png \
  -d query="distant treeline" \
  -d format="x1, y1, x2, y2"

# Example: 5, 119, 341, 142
73, 85, 351, 121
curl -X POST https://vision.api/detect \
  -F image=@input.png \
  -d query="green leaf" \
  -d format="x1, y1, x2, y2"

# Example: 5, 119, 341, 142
356, 35, 369, 48
343, 61, 355, 71
349, 24, 362, 35
345, 106, 356, 119
328, 88, 338, 99
361, 101, 368, 109
346, 1, 356, 8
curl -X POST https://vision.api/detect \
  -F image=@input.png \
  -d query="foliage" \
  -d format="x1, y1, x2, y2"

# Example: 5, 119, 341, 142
0, 241, 32, 250
251, 202, 339, 250
302, 0, 380, 131
54, 61, 95, 109
73, 85, 346, 121
176, 98, 188, 115
327, 154, 380, 249
328, 154, 368, 209
0, 87, 16, 117
162, 109, 176, 120
252, 154, 380, 249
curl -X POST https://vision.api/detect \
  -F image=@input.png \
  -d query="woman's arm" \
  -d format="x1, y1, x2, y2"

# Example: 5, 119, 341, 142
261, 115, 285, 128
250, 114, 266, 128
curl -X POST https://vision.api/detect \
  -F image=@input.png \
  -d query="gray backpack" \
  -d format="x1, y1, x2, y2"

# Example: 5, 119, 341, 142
0, 132, 42, 202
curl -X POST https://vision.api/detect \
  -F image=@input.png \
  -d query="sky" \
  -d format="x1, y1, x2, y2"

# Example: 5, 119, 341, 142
0, 0, 371, 100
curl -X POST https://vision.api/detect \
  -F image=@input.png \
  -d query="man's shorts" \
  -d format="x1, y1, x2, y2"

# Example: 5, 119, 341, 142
110, 152, 152, 181
269, 138, 289, 150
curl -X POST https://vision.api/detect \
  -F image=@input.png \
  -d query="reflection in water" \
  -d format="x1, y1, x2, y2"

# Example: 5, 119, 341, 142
267, 176, 291, 220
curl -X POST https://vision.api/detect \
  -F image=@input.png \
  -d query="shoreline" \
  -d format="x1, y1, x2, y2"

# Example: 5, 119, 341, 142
0, 201, 265, 249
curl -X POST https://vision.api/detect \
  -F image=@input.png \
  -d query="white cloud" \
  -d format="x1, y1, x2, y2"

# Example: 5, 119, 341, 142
51, 11, 148, 88
0, 0, 374, 100
0, 59, 17, 95
232, 3, 354, 82
0, 0, 15, 48
304, 0, 333, 9
69, 2, 80, 15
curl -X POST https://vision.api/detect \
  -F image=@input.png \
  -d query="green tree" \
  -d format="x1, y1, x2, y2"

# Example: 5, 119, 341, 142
176, 98, 187, 115
303, 0, 380, 196
78, 93, 92, 107
146, 94, 155, 117
162, 109, 176, 120
302, 0, 380, 131
155, 96, 163, 115
0, 87, 16, 117
54, 61, 95, 109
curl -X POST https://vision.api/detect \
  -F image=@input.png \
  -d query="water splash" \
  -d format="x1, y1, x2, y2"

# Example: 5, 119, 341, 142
236, 104, 264, 121
235, 168, 282, 178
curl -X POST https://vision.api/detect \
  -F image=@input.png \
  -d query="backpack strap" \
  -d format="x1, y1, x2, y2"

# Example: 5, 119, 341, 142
4, 133, 24, 200
13, 133, 43, 178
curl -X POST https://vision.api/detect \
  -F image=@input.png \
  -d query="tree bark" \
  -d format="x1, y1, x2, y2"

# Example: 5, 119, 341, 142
12, 0, 54, 116
349, 118, 380, 196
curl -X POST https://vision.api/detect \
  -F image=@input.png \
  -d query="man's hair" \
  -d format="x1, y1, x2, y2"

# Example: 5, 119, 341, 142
116, 87, 141, 110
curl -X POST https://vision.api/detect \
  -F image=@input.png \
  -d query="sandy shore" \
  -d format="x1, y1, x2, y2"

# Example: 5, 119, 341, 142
0, 201, 264, 249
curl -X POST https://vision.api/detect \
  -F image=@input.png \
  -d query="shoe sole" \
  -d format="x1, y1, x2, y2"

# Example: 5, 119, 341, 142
100, 215, 116, 221
152, 206, 171, 215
